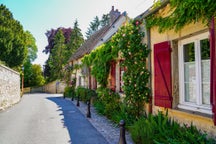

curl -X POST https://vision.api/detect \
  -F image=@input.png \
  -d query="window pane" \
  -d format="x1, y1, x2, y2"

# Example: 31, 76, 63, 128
185, 83, 196, 102
184, 43, 196, 103
184, 62, 196, 103
184, 42, 195, 62
200, 39, 210, 105
202, 84, 210, 104
201, 39, 210, 60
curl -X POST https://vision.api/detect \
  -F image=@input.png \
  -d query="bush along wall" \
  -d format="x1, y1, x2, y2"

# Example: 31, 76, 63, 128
82, 20, 151, 120
75, 86, 97, 103
77, 19, 216, 142
130, 112, 216, 144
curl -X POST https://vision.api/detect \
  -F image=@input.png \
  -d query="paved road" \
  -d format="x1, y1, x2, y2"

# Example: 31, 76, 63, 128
0, 93, 108, 144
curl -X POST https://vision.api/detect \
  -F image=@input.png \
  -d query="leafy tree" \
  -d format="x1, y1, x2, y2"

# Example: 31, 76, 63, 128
86, 16, 101, 38
43, 28, 72, 54
43, 27, 72, 78
86, 14, 110, 38
48, 29, 66, 81
25, 31, 38, 62
23, 31, 41, 87
100, 14, 110, 27
31, 64, 45, 86
0, 4, 27, 68
66, 20, 84, 61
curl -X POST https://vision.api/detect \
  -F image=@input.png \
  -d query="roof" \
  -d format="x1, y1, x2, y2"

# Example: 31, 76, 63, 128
135, 0, 169, 19
69, 25, 110, 61
69, 10, 127, 62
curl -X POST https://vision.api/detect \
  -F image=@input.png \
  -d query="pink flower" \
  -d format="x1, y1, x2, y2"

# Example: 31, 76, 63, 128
122, 34, 126, 37
136, 21, 139, 25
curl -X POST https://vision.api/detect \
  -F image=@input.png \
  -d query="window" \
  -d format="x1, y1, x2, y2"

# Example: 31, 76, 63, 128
120, 67, 124, 92
178, 32, 211, 114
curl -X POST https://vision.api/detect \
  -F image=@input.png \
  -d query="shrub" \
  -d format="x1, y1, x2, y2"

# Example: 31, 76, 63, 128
75, 87, 97, 102
96, 87, 120, 118
130, 112, 216, 144
64, 86, 75, 98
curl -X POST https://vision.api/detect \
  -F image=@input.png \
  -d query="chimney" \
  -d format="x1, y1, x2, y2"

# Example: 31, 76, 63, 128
109, 6, 121, 24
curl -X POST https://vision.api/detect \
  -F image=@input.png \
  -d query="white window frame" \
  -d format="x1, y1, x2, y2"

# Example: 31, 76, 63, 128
178, 32, 212, 115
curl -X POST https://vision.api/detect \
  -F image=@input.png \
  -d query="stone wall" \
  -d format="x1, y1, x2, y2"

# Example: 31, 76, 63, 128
44, 80, 66, 94
0, 65, 20, 110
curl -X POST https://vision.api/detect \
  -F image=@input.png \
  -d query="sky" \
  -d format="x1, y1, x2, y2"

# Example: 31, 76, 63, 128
1, 0, 154, 66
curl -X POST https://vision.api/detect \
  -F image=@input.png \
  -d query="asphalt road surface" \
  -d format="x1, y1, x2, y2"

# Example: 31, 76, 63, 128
0, 93, 108, 144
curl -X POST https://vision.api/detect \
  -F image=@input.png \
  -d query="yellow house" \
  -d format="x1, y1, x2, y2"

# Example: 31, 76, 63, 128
138, 1, 216, 138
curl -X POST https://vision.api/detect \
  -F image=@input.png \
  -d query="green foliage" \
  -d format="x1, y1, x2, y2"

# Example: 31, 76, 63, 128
95, 87, 120, 118
24, 64, 45, 87
48, 29, 66, 81
75, 86, 97, 102
83, 20, 151, 119
82, 42, 118, 87
66, 20, 84, 62
86, 16, 101, 38
23, 31, 39, 87
25, 31, 38, 62
111, 20, 151, 118
146, 0, 216, 33
85, 14, 110, 38
130, 112, 216, 144
100, 14, 110, 27
64, 86, 75, 98
0, 4, 28, 68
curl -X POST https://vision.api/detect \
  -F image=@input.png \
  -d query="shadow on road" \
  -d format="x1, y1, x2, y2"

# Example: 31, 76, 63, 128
47, 96, 108, 144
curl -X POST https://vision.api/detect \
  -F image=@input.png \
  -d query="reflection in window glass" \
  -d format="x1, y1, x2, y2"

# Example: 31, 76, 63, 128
200, 39, 210, 104
183, 43, 196, 103
184, 42, 195, 62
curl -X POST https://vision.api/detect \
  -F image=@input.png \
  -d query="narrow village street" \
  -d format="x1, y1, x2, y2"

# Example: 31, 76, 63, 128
0, 94, 108, 144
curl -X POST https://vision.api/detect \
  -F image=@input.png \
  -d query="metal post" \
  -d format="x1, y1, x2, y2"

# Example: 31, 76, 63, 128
71, 90, 74, 101
63, 93, 66, 99
118, 120, 126, 144
76, 95, 80, 106
86, 100, 91, 118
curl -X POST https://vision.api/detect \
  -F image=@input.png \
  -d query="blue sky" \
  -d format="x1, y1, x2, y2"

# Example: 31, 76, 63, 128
1, 0, 153, 66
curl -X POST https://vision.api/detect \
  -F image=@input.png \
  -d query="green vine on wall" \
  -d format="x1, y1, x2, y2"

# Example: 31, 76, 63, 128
82, 41, 118, 87
82, 20, 151, 118
112, 20, 151, 118
146, 0, 216, 33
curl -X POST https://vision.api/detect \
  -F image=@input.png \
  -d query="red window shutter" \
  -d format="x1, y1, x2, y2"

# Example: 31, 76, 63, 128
154, 41, 172, 108
110, 61, 116, 91
210, 17, 216, 125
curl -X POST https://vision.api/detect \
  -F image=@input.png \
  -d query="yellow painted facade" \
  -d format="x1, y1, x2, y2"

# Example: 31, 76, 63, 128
148, 4, 216, 138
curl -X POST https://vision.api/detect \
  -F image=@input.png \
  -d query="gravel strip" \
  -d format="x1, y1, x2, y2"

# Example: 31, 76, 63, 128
67, 98, 134, 144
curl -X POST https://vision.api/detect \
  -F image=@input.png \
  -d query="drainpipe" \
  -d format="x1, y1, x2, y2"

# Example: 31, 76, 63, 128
144, 19, 152, 114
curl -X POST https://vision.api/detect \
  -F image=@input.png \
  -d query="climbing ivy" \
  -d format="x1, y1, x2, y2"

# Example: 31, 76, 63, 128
82, 41, 118, 87
112, 20, 151, 118
146, 0, 216, 32
82, 20, 151, 118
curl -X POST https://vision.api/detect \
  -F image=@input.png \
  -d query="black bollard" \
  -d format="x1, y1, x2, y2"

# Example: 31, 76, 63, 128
118, 120, 126, 144
71, 92, 74, 101
86, 100, 91, 118
76, 95, 80, 106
